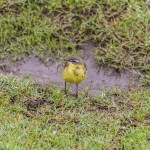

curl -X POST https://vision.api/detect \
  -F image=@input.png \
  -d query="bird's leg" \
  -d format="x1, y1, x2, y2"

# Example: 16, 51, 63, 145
76, 83, 78, 98
65, 81, 67, 94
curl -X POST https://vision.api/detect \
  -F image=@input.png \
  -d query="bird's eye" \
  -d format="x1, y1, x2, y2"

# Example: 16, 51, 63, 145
70, 60, 79, 63
71, 60, 77, 62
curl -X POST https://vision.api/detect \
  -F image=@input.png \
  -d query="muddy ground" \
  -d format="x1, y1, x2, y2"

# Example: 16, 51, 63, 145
0, 42, 141, 96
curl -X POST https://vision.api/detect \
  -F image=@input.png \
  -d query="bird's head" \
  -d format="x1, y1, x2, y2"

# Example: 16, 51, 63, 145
66, 56, 84, 65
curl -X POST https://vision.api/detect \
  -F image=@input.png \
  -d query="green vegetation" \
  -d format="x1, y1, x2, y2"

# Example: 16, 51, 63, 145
0, 0, 149, 68
0, 0, 150, 149
0, 74, 150, 149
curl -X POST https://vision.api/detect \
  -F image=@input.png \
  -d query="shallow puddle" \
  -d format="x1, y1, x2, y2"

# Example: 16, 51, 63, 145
0, 42, 141, 96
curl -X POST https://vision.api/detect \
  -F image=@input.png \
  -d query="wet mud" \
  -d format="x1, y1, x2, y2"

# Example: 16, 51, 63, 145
0, 42, 141, 96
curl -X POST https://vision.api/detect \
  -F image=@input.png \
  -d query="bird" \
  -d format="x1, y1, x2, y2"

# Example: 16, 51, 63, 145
62, 56, 87, 98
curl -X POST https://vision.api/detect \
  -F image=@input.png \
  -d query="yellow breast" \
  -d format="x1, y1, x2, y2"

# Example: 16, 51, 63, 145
62, 62, 87, 84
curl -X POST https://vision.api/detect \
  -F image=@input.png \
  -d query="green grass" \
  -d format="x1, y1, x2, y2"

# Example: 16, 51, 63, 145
0, 1, 150, 149
0, 0, 150, 83
0, 74, 150, 149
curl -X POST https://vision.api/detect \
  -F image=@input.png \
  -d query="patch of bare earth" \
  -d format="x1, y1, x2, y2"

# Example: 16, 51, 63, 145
0, 42, 141, 96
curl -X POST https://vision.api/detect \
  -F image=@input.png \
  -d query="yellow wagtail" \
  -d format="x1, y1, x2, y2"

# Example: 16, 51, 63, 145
62, 56, 87, 97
